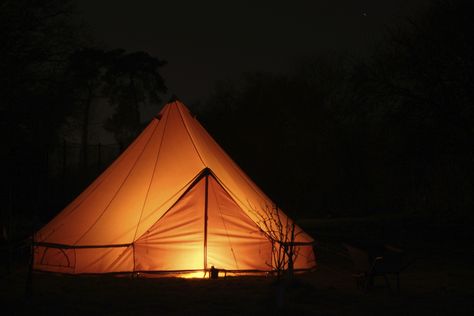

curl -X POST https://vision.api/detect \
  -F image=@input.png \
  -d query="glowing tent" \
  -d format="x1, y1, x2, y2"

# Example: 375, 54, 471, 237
33, 101, 316, 276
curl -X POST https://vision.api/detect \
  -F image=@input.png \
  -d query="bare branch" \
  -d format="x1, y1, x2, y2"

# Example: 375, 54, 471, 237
248, 203, 300, 281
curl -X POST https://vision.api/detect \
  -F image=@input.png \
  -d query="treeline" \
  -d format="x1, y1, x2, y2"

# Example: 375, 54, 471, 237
198, 0, 474, 219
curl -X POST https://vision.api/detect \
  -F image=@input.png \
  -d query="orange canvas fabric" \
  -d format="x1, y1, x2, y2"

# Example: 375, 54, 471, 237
134, 177, 206, 271
206, 176, 272, 271
33, 101, 316, 275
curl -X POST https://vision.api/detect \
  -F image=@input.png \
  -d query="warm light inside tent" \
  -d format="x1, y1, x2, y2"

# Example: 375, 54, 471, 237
171, 246, 204, 271
180, 271, 208, 279
135, 270, 207, 279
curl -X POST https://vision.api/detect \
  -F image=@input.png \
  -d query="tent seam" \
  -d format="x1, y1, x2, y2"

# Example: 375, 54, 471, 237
38, 127, 151, 242
209, 179, 240, 270
175, 102, 206, 167
73, 121, 160, 245
208, 171, 275, 242
133, 171, 205, 241
131, 105, 170, 242
193, 120, 271, 204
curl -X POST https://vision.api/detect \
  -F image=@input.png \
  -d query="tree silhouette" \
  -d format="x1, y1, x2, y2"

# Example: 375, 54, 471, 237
363, 0, 474, 218
0, 0, 81, 241
200, 1, 474, 220
104, 50, 167, 149
66, 48, 117, 170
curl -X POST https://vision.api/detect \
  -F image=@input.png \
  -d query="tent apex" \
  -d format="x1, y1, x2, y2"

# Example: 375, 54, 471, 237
158, 98, 189, 117
167, 94, 180, 103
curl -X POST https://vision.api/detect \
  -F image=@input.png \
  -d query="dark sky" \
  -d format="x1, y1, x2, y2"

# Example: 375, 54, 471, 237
78, 0, 429, 104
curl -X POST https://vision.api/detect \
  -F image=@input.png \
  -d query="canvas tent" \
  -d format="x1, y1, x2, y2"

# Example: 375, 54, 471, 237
33, 101, 316, 276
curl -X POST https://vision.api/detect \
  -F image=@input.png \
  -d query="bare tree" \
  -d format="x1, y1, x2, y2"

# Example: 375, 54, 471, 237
251, 204, 300, 282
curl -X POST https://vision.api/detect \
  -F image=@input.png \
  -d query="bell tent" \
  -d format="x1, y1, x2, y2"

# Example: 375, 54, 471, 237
33, 101, 316, 276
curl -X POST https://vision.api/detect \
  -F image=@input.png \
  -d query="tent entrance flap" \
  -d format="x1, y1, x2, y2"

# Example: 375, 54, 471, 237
134, 170, 273, 272
134, 176, 206, 271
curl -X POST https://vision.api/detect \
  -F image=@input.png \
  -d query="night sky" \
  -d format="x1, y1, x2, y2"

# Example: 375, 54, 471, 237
78, 0, 429, 104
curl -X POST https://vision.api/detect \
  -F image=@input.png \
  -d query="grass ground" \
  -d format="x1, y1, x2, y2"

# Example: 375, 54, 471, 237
1, 216, 473, 315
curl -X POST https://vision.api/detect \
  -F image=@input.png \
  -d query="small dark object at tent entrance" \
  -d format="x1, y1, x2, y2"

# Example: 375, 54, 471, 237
210, 266, 219, 279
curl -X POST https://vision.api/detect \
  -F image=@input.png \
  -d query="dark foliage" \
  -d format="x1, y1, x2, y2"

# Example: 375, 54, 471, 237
104, 50, 167, 149
0, 0, 81, 241
199, 0, 474, 219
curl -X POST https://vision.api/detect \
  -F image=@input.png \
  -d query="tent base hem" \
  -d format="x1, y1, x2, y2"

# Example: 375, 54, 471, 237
32, 266, 317, 278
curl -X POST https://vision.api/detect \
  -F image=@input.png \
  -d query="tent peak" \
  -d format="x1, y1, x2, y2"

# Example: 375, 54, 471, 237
158, 99, 189, 117
167, 94, 180, 103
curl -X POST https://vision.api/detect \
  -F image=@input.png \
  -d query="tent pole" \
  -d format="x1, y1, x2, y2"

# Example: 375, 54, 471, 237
204, 172, 209, 275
